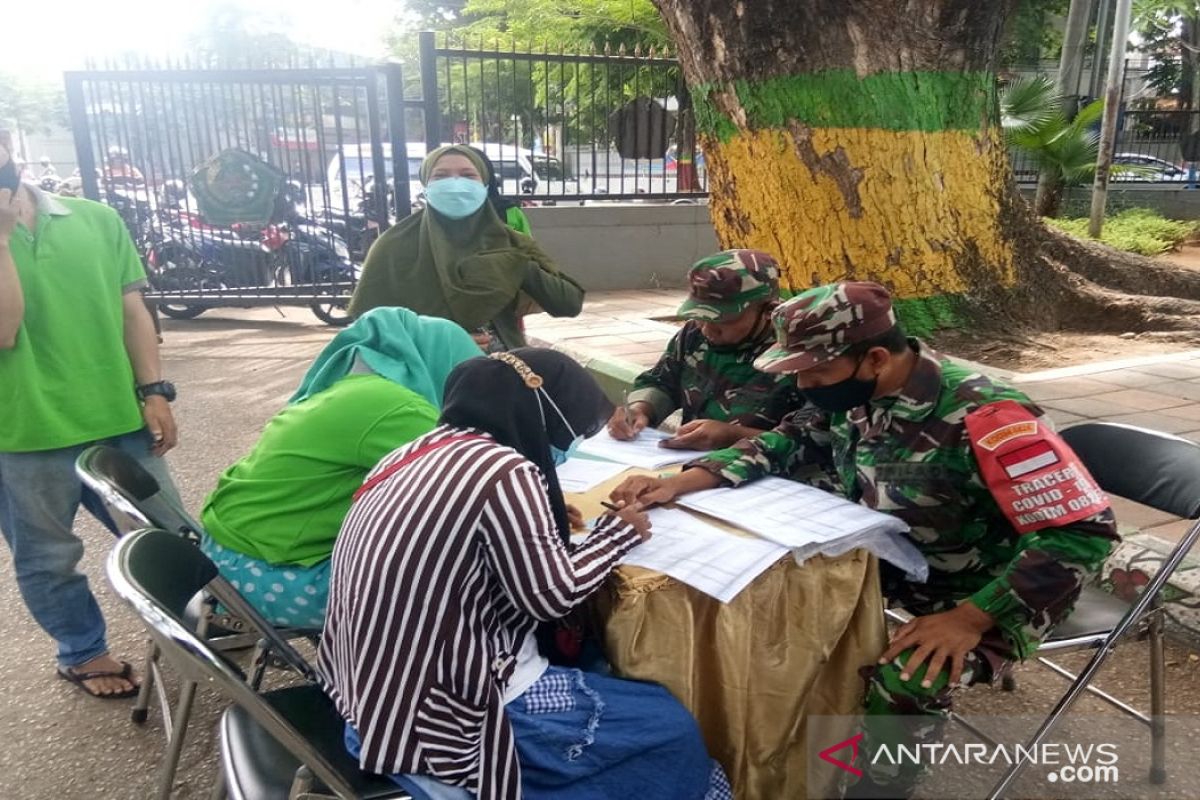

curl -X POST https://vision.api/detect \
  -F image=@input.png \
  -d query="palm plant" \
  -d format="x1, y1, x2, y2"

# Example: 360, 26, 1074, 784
1002, 74, 1105, 217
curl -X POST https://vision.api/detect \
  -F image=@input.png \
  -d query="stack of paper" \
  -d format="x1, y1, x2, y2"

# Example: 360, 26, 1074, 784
576, 428, 708, 470
679, 477, 928, 581
555, 458, 629, 494
621, 508, 788, 603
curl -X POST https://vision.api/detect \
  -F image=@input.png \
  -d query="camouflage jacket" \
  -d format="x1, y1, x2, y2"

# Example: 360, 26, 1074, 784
690, 342, 1120, 658
628, 319, 806, 429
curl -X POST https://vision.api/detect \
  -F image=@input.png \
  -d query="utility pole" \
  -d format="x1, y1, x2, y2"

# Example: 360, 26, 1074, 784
1036, 0, 1097, 213
1088, 0, 1134, 238
1089, 0, 1116, 101
1059, 0, 1098, 117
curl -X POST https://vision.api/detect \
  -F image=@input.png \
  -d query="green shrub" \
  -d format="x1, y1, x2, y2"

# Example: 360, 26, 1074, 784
1044, 209, 1197, 256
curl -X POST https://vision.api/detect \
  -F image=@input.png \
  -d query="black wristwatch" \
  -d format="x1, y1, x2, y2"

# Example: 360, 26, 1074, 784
137, 381, 177, 403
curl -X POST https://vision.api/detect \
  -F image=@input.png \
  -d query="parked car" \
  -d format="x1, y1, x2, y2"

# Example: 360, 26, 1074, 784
1112, 153, 1190, 182
326, 142, 429, 214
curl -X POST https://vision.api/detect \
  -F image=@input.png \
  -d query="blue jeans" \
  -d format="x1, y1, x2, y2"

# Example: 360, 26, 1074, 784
0, 428, 178, 668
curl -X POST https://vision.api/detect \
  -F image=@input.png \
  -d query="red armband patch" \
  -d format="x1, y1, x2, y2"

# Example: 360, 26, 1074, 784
965, 400, 1109, 533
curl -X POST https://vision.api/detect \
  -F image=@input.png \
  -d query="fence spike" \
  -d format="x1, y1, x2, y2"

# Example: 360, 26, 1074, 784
634, 43, 643, 57
604, 41, 612, 56
618, 42, 627, 56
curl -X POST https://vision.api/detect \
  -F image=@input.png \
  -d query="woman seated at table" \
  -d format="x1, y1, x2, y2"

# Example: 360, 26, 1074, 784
199, 308, 482, 628
348, 144, 584, 350
318, 348, 730, 800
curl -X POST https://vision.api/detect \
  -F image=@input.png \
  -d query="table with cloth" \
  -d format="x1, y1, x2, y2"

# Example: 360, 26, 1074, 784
568, 467, 886, 800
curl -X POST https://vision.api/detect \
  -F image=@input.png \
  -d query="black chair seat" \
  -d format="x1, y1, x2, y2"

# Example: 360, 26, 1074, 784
221, 684, 408, 800
1045, 585, 1133, 643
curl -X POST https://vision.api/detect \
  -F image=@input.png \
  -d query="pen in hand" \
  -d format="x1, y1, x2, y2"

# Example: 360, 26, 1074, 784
623, 391, 634, 428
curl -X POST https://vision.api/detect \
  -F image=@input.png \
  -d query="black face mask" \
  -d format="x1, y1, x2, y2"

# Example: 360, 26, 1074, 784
801, 355, 878, 413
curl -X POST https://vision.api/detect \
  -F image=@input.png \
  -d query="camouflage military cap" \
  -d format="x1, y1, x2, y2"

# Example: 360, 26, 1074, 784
676, 249, 781, 321
753, 281, 897, 373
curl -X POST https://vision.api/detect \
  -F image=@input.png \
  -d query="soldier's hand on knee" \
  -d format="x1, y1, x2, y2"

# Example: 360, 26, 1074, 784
879, 602, 994, 689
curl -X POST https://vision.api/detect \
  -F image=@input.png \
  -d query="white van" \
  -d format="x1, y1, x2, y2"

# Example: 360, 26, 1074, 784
325, 142, 429, 213
468, 143, 576, 198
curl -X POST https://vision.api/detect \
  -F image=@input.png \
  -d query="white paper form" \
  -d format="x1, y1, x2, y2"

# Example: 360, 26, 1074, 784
678, 477, 929, 580
621, 508, 788, 603
555, 458, 630, 494
576, 428, 709, 469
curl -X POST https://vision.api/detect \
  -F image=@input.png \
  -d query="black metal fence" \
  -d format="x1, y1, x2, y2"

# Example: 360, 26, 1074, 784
419, 32, 707, 203
1010, 109, 1200, 185
62, 39, 709, 321
64, 62, 420, 322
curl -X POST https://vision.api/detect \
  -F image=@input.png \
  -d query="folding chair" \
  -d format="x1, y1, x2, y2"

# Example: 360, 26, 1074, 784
107, 528, 407, 800
886, 422, 1200, 798
76, 445, 318, 799
75, 443, 205, 542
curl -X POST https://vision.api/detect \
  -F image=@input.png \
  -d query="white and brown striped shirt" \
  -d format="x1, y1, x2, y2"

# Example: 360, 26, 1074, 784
317, 425, 641, 799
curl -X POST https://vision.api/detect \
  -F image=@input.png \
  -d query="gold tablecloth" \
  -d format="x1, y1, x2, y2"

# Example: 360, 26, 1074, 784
571, 469, 885, 800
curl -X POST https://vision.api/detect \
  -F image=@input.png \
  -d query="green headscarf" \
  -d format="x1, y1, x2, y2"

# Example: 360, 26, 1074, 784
347, 144, 560, 331
289, 307, 482, 405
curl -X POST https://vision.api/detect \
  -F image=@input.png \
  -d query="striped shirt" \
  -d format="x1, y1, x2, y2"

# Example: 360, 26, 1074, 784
317, 425, 641, 799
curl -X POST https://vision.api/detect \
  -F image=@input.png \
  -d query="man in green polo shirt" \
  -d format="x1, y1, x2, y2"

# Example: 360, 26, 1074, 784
0, 134, 180, 699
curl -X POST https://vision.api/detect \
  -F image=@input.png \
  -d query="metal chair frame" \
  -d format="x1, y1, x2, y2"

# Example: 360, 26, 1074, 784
107, 528, 404, 800
76, 445, 318, 799
885, 422, 1200, 798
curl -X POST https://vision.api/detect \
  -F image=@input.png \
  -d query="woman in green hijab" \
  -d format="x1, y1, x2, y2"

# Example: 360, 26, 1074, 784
199, 308, 482, 628
348, 145, 584, 350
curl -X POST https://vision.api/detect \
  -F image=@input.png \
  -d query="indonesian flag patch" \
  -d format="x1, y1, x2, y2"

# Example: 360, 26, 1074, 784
998, 441, 1059, 478
966, 400, 1109, 534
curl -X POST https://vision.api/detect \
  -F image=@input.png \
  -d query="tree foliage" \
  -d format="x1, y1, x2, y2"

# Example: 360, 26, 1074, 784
403, 0, 668, 50
0, 72, 68, 135
1001, 0, 1071, 66
1135, 0, 1200, 105
393, 0, 678, 149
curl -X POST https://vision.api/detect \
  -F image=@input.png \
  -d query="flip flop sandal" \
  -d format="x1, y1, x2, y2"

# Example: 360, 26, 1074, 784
56, 660, 140, 700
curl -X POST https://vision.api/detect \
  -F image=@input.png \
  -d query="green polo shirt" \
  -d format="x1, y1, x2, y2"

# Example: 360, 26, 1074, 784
0, 189, 147, 452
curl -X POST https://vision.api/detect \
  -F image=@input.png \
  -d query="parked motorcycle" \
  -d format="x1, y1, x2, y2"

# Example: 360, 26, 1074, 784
145, 195, 357, 326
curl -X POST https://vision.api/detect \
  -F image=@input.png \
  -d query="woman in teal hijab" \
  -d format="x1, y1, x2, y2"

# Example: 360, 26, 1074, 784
200, 308, 482, 628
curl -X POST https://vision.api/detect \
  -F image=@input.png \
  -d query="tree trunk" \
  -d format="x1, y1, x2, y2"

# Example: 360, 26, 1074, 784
652, 0, 1200, 337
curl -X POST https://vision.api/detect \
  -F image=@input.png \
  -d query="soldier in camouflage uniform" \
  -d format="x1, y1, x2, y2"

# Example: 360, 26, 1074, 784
608, 249, 806, 451
610, 282, 1119, 798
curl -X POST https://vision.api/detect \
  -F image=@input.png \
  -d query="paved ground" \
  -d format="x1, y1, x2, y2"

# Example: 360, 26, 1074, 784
4, 299, 1200, 799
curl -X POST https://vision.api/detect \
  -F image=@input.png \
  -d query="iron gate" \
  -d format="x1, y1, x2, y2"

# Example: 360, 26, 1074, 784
63, 41, 706, 320
64, 63, 417, 321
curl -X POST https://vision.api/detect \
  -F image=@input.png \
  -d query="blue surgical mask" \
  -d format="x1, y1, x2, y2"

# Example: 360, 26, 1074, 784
425, 177, 488, 219
550, 435, 584, 466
